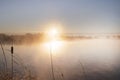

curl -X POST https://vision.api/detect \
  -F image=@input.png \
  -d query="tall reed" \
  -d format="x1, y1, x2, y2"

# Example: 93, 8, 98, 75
0, 41, 8, 73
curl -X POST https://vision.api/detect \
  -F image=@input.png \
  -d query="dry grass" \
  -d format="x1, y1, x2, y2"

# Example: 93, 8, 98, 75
0, 41, 37, 80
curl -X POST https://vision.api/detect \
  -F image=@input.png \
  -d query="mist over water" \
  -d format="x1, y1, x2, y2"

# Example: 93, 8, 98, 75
0, 39, 120, 80
0, 0, 120, 79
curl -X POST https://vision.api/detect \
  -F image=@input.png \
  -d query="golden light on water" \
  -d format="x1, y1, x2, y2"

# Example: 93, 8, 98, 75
44, 25, 64, 54
41, 24, 64, 54
50, 40, 64, 51
43, 40, 64, 54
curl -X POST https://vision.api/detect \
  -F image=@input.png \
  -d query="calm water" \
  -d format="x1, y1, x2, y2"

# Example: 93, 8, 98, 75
0, 39, 120, 80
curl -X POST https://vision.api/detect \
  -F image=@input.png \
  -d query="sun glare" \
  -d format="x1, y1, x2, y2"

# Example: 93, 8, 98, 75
50, 40, 63, 51
48, 28, 58, 39
43, 27, 64, 54
43, 40, 64, 54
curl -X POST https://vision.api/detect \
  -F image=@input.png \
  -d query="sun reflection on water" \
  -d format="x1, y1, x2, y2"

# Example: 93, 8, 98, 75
43, 28, 65, 54
43, 40, 65, 54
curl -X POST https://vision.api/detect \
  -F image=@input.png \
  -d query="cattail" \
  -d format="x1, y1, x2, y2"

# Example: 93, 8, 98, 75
11, 46, 14, 54
11, 46, 14, 80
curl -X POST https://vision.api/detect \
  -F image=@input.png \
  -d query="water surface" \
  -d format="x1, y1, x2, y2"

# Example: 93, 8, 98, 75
0, 39, 120, 80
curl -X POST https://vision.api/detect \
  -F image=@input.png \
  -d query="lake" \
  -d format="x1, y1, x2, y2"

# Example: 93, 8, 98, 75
0, 39, 120, 80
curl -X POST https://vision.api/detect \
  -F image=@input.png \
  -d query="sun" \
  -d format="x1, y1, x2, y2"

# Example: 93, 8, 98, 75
48, 28, 58, 38
48, 28, 62, 51
42, 22, 65, 54
43, 27, 64, 54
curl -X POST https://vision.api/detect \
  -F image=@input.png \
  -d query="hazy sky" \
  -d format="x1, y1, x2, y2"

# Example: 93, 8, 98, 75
0, 0, 120, 33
